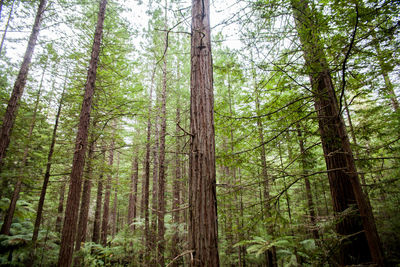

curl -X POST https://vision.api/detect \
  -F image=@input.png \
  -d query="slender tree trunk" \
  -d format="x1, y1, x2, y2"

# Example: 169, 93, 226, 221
0, 0, 4, 20
189, 0, 219, 265
0, 0, 47, 167
291, 0, 384, 265
101, 124, 116, 247
92, 169, 103, 244
0, 0, 16, 56
296, 123, 319, 240
150, 113, 159, 265
157, 7, 168, 263
56, 181, 66, 234
111, 152, 119, 238
32, 81, 66, 244
141, 67, 156, 263
128, 155, 139, 230
1, 72, 44, 235
74, 136, 96, 258
57, 1, 107, 265
171, 103, 181, 266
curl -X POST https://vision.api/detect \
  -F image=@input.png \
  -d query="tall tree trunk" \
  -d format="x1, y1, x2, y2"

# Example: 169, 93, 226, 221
128, 154, 139, 230
291, 0, 384, 265
57, 1, 107, 265
189, 0, 219, 265
111, 152, 119, 238
32, 80, 66, 244
171, 103, 181, 266
56, 181, 66, 234
141, 67, 156, 263
74, 136, 96, 258
296, 123, 319, 240
150, 113, 159, 265
92, 176, 103, 244
0, 0, 47, 167
157, 6, 168, 263
1, 70, 44, 235
0, 0, 16, 56
101, 123, 116, 247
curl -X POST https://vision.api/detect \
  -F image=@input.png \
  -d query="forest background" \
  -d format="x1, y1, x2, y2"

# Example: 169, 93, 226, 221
0, 0, 399, 266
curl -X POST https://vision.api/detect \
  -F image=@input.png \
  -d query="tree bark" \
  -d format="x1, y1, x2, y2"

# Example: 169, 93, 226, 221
0, 0, 47, 167
57, 1, 107, 266
74, 137, 96, 257
150, 112, 159, 265
56, 181, 66, 234
1, 69, 44, 235
189, 0, 219, 265
291, 0, 384, 265
111, 152, 119, 238
32, 80, 66, 244
101, 123, 116, 247
92, 146, 105, 244
128, 154, 139, 231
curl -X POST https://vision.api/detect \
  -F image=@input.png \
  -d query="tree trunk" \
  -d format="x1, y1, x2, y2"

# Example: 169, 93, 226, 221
101, 124, 116, 247
0, 0, 16, 56
189, 0, 219, 265
157, 7, 168, 263
1, 71, 44, 235
171, 104, 181, 266
296, 123, 319, 240
111, 152, 119, 238
57, 1, 107, 265
56, 181, 66, 234
150, 113, 159, 265
74, 137, 96, 258
92, 144, 105, 244
128, 155, 139, 231
0, 0, 47, 167
32, 81, 66, 244
291, 0, 384, 265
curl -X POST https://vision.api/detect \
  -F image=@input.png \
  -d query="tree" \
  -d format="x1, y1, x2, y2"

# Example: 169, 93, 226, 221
57, 0, 107, 265
188, 0, 219, 265
290, 0, 384, 265
0, 0, 47, 167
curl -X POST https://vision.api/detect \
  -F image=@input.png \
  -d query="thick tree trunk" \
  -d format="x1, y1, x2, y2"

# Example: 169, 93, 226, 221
57, 1, 107, 266
1, 73, 44, 235
291, 0, 384, 265
32, 83, 66, 244
101, 126, 116, 247
0, 0, 47, 167
189, 0, 219, 265
56, 182, 66, 234
0, 0, 16, 56
128, 155, 139, 230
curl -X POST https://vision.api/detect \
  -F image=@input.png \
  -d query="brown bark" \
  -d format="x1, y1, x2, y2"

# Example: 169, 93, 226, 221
74, 137, 95, 254
128, 155, 139, 230
150, 114, 159, 265
291, 0, 384, 265
32, 81, 66, 244
141, 68, 156, 263
171, 104, 181, 266
101, 125, 116, 247
0, 0, 16, 56
189, 0, 219, 265
157, 10, 168, 263
56, 181, 66, 234
111, 152, 119, 238
1, 72, 44, 235
57, 1, 107, 266
92, 149, 104, 244
0, 0, 47, 167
